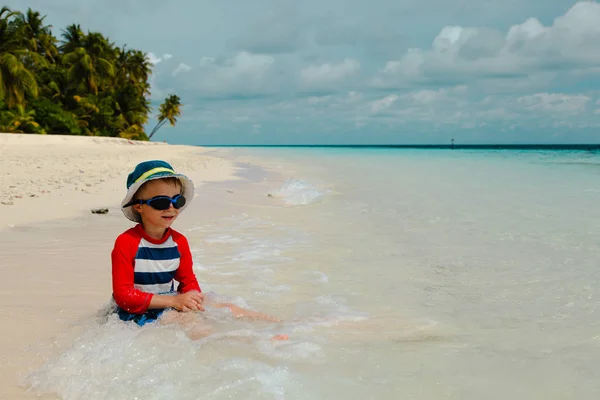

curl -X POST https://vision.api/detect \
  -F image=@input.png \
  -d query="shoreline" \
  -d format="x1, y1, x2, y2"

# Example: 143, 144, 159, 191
0, 133, 239, 230
0, 135, 269, 399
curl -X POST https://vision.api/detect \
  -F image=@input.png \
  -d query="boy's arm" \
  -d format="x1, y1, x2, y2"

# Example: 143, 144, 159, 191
173, 234, 202, 294
111, 234, 153, 314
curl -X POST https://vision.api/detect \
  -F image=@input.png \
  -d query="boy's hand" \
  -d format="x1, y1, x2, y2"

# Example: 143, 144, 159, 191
173, 291, 204, 312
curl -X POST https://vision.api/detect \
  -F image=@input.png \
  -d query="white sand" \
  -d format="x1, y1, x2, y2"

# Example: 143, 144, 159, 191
0, 133, 238, 229
0, 133, 241, 399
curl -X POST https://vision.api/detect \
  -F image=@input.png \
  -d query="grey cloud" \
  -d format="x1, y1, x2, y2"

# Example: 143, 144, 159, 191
314, 21, 409, 61
454, 28, 506, 60
153, 52, 285, 100
314, 24, 362, 47
374, 2, 600, 92
226, 2, 307, 54
228, 25, 304, 54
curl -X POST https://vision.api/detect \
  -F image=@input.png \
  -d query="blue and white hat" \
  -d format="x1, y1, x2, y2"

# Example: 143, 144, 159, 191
121, 160, 194, 222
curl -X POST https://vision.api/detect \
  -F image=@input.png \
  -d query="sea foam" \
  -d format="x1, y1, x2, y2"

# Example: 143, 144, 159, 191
270, 178, 327, 205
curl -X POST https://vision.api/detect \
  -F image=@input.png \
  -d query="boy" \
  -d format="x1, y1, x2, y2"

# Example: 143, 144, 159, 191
111, 160, 286, 337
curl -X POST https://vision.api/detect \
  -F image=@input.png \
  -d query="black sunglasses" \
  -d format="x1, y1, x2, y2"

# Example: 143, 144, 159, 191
126, 194, 186, 211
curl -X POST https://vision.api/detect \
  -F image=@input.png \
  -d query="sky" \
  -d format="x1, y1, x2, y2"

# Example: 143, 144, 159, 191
6, 0, 600, 144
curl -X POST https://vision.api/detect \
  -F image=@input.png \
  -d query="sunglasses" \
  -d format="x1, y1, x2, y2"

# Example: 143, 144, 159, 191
126, 194, 186, 211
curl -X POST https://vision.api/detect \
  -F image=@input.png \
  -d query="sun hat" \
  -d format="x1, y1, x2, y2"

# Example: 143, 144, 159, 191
121, 160, 194, 222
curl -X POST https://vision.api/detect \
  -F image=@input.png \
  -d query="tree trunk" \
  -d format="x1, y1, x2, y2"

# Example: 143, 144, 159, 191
148, 118, 166, 140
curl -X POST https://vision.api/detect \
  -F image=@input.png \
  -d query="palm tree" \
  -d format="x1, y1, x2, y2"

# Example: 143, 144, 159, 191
16, 8, 52, 54
63, 47, 114, 95
130, 50, 151, 89
63, 48, 104, 94
59, 24, 84, 53
114, 47, 151, 95
0, 7, 20, 53
148, 94, 182, 140
110, 47, 152, 134
0, 104, 45, 133
37, 32, 59, 63
0, 53, 39, 108
63, 31, 115, 95
112, 83, 150, 134
0, 7, 40, 109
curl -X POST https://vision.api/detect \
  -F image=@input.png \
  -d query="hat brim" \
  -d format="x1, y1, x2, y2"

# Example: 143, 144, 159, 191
121, 173, 194, 222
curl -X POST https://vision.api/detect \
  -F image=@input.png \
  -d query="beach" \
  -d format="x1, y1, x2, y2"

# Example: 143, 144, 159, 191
0, 134, 241, 399
2, 139, 600, 399
0, 134, 238, 228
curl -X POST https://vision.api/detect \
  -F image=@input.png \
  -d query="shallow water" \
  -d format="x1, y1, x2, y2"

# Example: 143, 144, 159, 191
25, 148, 600, 399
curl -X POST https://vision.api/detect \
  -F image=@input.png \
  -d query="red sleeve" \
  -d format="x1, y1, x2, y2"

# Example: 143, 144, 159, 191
172, 232, 202, 293
111, 230, 153, 314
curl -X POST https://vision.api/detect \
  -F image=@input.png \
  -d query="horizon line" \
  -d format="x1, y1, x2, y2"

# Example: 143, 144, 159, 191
195, 143, 600, 149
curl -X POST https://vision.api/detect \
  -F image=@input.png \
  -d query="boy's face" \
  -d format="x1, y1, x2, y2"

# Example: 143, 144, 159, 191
133, 179, 182, 233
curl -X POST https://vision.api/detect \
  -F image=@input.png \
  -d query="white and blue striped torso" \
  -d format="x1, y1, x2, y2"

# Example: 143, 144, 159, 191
134, 236, 180, 294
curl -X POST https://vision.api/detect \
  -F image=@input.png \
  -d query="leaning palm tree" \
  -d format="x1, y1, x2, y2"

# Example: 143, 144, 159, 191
148, 94, 181, 140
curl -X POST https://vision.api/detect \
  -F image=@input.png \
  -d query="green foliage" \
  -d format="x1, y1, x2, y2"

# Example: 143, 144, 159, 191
0, 7, 183, 139
0, 104, 46, 133
30, 97, 81, 135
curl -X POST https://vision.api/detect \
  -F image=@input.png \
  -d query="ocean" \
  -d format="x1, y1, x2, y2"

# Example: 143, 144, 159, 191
25, 147, 600, 399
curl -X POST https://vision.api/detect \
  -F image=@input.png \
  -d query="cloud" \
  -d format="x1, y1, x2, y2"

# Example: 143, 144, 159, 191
314, 21, 408, 60
299, 58, 360, 89
149, 73, 170, 101
517, 93, 591, 114
146, 52, 173, 65
402, 86, 467, 105
177, 52, 277, 98
167, 85, 600, 144
172, 63, 192, 77
227, 4, 305, 54
374, 1, 600, 89
370, 95, 398, 114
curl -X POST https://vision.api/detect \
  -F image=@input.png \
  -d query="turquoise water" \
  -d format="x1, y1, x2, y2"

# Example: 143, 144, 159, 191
26, 148, 600, 399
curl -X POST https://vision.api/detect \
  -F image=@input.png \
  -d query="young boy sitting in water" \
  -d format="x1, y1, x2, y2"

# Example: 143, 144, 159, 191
111, 160, 286, 339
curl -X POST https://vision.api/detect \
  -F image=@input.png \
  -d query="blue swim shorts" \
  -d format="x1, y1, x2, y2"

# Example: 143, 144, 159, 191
116, 307, 168, 326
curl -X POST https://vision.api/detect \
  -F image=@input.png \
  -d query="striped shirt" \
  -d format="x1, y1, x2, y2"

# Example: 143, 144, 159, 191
111, 224, 201, 314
